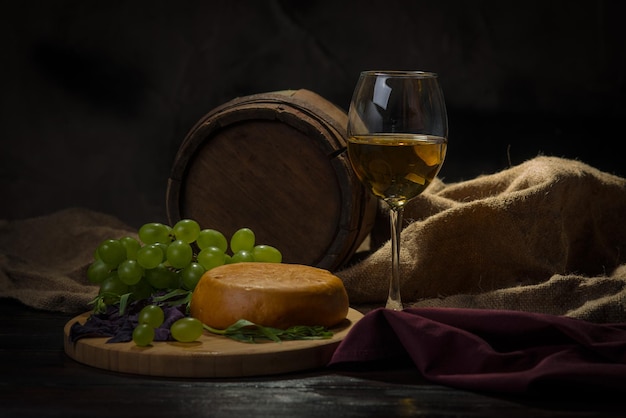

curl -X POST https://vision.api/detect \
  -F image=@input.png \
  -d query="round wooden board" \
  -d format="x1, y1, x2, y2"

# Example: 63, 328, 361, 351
64, 308, 363, 378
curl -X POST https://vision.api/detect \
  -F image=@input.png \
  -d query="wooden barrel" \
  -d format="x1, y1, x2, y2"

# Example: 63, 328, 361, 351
166, 89, 378, 272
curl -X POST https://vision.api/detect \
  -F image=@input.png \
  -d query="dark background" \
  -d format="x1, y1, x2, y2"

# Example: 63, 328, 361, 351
2, 0, 624, 228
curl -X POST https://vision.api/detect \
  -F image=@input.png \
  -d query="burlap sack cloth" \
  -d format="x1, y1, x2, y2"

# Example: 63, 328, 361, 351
0, 210, 133, 313
1, 156, 625, 322
337, 156, 626, 323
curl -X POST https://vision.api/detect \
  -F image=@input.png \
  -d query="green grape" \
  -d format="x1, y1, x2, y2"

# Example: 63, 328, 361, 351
153, 242, 169, 262
224, 254, 233, 264
173, 219, 201, 244
231, 250, 254, 263
145, 264, 178, 289
117, 259, 144, 285
97, 239, 126, 267
138, 222, 171, 245
138, 304, 164, 328
87, 259, 111, 284
252, 245, 282, 263
120, 236, 141, 260
180, 262, 206, 290
166, 239, 193, 269
132, 323, 155, 346
98, 273, 129, 305
170, 317, 203, 343
197, 229, 228, 252
136, 244, 164, 269
197, 246, 226, 270
129, 278, 154, 301
230, 228, 255, 253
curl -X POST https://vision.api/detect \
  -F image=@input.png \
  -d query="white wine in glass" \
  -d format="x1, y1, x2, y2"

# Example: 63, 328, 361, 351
347, 71, 448, 310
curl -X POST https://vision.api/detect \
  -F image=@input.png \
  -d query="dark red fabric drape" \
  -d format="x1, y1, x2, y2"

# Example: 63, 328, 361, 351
329, 308, 626, 394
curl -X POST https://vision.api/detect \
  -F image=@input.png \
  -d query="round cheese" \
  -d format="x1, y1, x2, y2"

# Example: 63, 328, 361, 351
190, 262, 349, 329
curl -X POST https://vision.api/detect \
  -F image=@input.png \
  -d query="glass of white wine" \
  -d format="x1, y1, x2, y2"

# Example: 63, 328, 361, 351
347, 70, 448, 310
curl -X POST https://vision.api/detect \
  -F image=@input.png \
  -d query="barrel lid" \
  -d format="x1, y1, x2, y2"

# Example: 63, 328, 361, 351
166, 90, 377, 271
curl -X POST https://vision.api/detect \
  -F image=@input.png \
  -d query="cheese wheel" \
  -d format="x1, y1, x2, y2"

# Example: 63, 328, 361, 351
190, 262, 349, 329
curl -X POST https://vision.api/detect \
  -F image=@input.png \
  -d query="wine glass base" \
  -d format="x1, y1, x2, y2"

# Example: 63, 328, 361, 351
385, 299, 403, 311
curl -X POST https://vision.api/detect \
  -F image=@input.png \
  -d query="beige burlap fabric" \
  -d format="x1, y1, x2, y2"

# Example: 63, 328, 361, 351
0, 208, 134, 313
337, 156, 626, 322
1, 156, 625, 322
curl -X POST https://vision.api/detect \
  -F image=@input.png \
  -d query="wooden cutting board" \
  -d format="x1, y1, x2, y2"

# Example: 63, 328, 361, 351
64, 308, 363, 378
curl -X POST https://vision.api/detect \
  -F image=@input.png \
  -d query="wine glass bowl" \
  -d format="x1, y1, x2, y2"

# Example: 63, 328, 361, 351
346, 71, 448, 309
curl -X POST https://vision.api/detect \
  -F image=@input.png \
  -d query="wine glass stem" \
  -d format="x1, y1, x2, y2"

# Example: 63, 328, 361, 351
387, 206, 403, 310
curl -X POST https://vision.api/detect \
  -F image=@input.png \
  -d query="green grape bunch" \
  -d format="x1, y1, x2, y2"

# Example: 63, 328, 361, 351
87, 219, 283, 313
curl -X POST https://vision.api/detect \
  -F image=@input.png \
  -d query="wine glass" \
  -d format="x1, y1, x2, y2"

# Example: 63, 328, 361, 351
346, 71, 448, 310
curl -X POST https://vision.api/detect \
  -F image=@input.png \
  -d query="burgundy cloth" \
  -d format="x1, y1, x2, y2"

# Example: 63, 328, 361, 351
329, 308, 626, 394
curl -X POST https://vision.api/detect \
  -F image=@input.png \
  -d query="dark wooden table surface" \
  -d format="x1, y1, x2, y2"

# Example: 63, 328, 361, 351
1, 298, 624, 418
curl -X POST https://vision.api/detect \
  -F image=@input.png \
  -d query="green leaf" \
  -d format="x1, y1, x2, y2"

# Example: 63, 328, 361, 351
118, 292, 132, 315
88, 294, 107, 314
203, 319, 334, 343
224, 319, 257, 333
152, 288, 193, 311
152, 288, 191, 302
